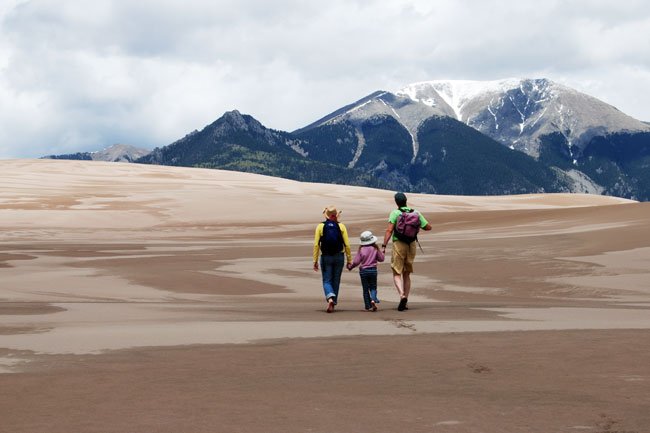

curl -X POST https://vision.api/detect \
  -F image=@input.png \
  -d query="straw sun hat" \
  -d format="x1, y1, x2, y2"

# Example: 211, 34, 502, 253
323, 205, 341, 218
359, 230, 378, 246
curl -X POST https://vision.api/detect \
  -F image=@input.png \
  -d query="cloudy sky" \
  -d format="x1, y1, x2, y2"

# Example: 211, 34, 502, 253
1, 0, 649, 158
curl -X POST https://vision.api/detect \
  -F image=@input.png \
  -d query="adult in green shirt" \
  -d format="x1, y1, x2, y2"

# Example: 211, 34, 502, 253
381, 192, 431, 311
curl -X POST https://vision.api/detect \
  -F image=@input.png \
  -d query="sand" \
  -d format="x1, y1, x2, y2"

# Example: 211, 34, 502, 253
1, 159, 649, 432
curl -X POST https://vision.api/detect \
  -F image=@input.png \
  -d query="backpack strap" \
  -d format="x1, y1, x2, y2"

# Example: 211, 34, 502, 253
319, 219, 329, 242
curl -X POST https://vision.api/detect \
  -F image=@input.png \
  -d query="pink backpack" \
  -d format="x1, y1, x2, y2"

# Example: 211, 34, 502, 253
394, 209, 421, 244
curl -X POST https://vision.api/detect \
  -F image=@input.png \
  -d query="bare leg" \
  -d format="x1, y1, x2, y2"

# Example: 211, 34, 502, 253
403, 272, 412, 298
392, 272, 405, 298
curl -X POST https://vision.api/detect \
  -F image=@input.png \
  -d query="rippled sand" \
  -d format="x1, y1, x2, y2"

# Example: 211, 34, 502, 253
1, 159, 649, 432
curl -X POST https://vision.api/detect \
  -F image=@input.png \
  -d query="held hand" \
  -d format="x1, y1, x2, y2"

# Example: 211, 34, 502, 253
346, 263, 353, 271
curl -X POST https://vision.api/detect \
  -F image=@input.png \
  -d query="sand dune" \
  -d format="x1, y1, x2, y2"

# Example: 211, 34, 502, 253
1, 159, 650, 432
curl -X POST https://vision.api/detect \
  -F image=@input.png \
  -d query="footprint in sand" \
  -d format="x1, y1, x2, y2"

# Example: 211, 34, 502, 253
386, 318, 417, 332
467, 362, 491, 374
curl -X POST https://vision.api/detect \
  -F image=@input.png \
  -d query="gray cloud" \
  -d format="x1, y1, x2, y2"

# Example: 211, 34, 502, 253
1, 0, 650, 158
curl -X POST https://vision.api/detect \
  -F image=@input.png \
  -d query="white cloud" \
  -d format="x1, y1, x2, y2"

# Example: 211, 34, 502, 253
1, 0, 650, 158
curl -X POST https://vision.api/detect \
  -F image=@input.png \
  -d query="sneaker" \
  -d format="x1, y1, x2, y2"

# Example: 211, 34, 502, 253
397, 297, 408, 311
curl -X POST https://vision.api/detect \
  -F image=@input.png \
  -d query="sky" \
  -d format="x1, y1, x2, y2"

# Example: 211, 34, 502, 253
1, 0, 649, 158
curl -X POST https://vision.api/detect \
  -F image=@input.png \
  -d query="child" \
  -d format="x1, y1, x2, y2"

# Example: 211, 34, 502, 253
347, 230, 385, 311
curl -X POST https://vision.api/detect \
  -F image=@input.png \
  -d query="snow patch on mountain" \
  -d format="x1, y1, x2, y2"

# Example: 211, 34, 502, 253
301, 78, 650, 176
316, 92, 442, 163
398, 78, 522, 122
397, 78, 650, 157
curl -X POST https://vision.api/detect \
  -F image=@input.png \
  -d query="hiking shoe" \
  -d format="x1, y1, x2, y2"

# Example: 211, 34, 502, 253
397, 297, 408, 311
326, 299, 335, 313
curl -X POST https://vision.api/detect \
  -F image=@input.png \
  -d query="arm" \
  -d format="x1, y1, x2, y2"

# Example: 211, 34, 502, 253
348, 250, 361, 270
340, 224, 353, 264
382, 222, 394, 253
313, 224, 322, 271
420, 213, 432, 231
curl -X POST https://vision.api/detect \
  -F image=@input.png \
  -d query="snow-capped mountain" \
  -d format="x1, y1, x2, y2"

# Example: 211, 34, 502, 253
398, 78, 650, 157
43, 79, 650, 200
294, 78, 650, 199
303, 78, 650, 159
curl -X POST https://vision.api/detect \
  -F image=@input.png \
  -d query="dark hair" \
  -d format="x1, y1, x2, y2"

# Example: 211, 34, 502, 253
394, 192, 407, 207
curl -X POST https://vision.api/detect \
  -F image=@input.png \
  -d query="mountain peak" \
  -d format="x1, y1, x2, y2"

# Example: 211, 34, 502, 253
396, 78, 557, 119
223, 109, 243, 119
394, 78, 649, 155
216, 109, 267, 132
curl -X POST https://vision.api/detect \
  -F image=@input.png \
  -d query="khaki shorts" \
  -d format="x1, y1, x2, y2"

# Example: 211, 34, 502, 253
391, 240, 417, 275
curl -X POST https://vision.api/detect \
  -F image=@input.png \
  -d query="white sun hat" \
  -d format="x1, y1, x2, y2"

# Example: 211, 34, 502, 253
359, 230, 378, 246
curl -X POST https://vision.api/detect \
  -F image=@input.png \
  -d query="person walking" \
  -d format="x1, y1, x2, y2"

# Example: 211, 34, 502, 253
313, 205, 352, 313
381, 192, 431, 311
347, 230, 385, 311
